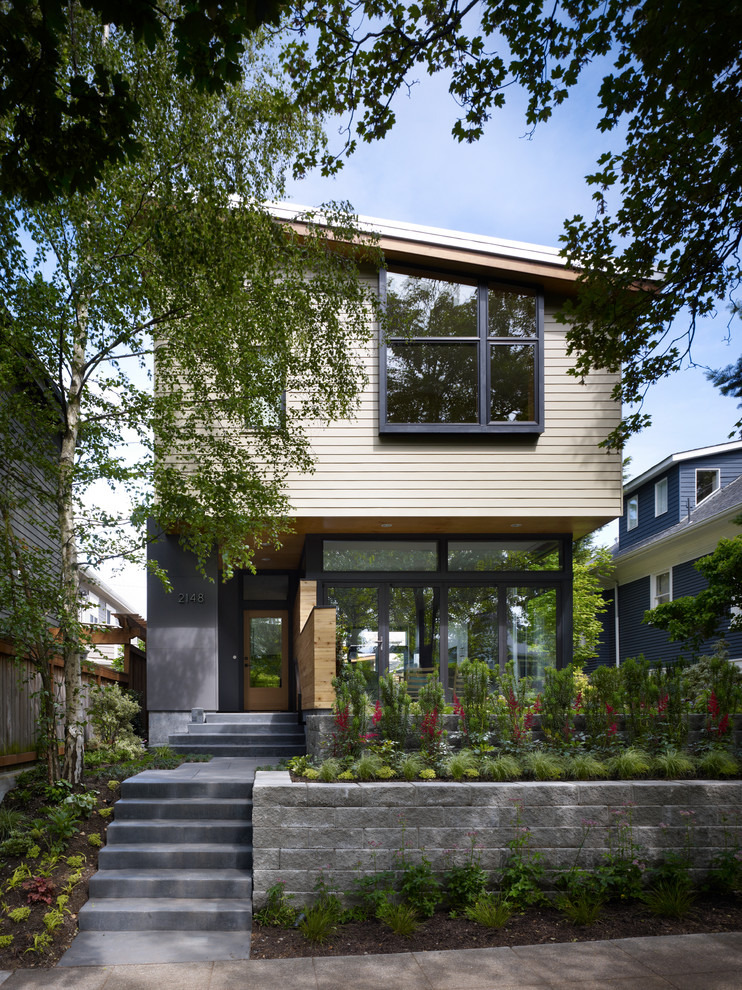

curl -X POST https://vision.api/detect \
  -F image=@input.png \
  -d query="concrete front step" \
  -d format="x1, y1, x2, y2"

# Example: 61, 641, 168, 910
98, 842, 253, 870
79, 897, 253, 931
106, 819, 252, 844
113, 797, 253, 820
204, 712, 299, 724
186, 723, 305, 737
167, 741, 305, 757
186, 721, 304, 739
121, 778, 253, 800
58, 931, 252, 966
89, 868, 252, 899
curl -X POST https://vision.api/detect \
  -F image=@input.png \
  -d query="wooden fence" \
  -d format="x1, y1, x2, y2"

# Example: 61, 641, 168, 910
0, 638, 147, 768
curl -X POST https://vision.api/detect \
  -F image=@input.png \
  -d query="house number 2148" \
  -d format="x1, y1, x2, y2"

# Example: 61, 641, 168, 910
177, 593, 205, 604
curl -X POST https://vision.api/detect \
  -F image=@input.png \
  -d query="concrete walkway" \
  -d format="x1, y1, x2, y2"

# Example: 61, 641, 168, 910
1, 933, 740, 989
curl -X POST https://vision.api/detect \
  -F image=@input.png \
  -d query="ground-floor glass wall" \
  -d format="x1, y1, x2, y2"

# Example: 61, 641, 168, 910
311, 536, 570, 696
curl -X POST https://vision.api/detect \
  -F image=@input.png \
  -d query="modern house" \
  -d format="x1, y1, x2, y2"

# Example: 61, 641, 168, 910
595, 440, 742, 669
146, 210, 623, 745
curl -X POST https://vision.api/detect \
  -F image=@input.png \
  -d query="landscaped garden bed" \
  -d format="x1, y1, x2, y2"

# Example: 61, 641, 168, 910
253, 652, 741, 951
0, 682, 212, 969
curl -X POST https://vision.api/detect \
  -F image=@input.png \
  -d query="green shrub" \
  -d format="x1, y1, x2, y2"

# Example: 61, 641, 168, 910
317, 759, 341, 782
88, 833, 103, 848
87, 683, 141, 749
523, 751, 565, 780
464, 893, 513, 928
642, 878, 695, 918
566, 753, 608, 779
607, 746, 652, 779
8, 906, 30, 923
584, 664, 623, 750
377, 672, 412, 749
455, 659, 493, 744
400, 753, 424, 780
652, 749, 695, 779
254, 882, 298, 927
540, 664, 580, 749
376, 900, 419, 936
298, 902, 338, 943
557, 891, 604, 925
0, 807, 27, 840
697, 749, 739, 778
444, 749, 478, 781
480, 755, 521, 781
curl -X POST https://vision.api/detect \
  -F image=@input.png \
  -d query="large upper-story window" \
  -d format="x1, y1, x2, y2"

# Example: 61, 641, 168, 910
379, 270, 543, 434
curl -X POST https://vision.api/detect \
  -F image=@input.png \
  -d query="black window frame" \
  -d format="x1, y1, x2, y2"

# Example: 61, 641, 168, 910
378, 267, 545, 435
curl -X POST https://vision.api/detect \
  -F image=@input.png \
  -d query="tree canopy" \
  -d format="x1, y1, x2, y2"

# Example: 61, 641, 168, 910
279, 0, 742, 447
0, 0, 283, 202
0, 10, 379, 781
644, 535, 742, 653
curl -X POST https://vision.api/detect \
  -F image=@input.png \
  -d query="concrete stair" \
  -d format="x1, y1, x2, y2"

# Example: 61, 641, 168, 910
62, 761, 258, 966
167, 711, 306, 758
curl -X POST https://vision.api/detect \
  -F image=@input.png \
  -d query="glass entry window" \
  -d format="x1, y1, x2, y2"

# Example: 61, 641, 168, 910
388, 586, 440, 680
317, 535, 569, 692
327, 584, 440, 694
243, 611, 288, 711
507, 588, 557, 683
447, 587, 498, 691
327, 586, 380, 694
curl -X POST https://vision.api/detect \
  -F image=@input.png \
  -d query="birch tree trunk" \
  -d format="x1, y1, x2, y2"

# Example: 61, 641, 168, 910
60, 300, 87, 785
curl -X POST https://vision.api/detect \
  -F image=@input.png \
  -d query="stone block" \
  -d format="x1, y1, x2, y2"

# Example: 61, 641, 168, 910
341, 807, 394, 828
360, 826, 411, 852
415, 783, 472, 806
361, 782, 416, 807
252, 847, 280, 870
277, 806, 337, 828
306, 783, 362, 808
279, 847, 340, 871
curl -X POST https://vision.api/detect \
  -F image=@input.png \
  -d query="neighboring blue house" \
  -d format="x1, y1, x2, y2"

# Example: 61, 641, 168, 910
594, 440, 742, 669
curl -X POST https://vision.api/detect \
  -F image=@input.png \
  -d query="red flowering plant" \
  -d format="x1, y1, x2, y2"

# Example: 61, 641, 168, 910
330, 665, 370, 759
417, 673, 447, 765
706, 690, 732, 742
584, 664, 623, 754
493, 662, 536, 752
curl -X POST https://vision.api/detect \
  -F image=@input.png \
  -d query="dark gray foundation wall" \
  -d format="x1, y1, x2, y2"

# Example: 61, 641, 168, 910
146, 524, 240, 745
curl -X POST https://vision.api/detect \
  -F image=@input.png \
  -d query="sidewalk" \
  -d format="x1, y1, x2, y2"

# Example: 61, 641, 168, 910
1, 932, 740, 990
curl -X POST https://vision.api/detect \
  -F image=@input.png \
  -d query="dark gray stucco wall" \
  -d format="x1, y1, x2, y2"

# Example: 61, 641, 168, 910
147, 524, 219, 712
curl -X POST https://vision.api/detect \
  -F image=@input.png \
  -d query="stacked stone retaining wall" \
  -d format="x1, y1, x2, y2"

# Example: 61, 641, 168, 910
252, 774, 742, 907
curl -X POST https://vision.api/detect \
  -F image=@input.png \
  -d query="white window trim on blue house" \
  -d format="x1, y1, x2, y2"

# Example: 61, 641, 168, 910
655, 477, 668, 516
627, 495, 639, 531
652, 569, 672, 608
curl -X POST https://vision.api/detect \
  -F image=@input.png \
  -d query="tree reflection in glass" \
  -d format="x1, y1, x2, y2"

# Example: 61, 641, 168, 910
447, 587, 498, 691
327, 586, 380, 693
507, 587, 557, 688
386, 273, 479, 424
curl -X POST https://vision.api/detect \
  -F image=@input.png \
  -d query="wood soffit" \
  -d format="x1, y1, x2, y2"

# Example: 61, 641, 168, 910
249, 514, 614, 570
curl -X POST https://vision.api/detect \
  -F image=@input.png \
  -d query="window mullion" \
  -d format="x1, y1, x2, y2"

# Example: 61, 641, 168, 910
478, 282, 488, 426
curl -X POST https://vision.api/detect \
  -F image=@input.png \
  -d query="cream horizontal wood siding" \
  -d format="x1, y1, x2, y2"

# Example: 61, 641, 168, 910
284, 294, 623, 528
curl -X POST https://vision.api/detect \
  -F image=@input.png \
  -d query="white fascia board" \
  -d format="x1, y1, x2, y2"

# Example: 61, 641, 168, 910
266, 202, 565, 270
625, 440, 742, 493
